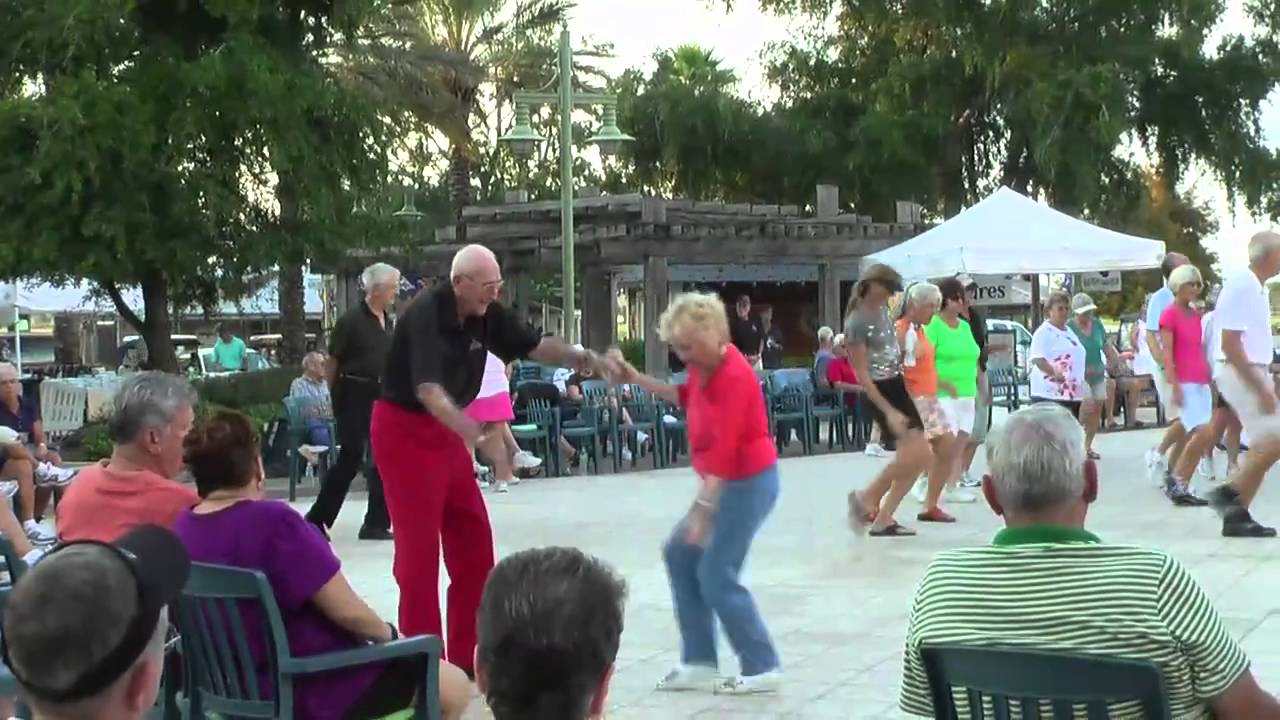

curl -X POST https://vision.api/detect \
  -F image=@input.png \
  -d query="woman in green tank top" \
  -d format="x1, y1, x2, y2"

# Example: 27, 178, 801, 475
1067, 293, 1122, 459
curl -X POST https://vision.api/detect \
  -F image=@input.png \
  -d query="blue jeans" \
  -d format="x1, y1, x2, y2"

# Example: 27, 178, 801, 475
663, 464, 781, 676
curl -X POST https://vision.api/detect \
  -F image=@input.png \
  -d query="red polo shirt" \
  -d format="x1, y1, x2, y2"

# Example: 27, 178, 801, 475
677, 344, 776, 481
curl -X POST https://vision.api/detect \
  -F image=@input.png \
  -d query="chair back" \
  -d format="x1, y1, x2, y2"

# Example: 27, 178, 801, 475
512, 380, 561, 412
37, 381, 88, 441
523, 398, 556, 427
580, 379, 610, 403
768, 368, 814, 394
669, 371, 689, 385
620, 385, 660, 422
514, 361, 544, 382
175, 563, 295, 718
921, 645, 1172, 720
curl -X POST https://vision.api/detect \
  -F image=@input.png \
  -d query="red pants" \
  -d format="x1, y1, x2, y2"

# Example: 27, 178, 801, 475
370, 400, 494, 672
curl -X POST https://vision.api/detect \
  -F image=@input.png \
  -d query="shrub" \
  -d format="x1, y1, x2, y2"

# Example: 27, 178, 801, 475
193, 368, 296, 409
618, 337, 645, 370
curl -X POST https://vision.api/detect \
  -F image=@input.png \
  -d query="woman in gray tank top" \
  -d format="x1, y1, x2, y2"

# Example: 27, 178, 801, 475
843, 264, 932, 537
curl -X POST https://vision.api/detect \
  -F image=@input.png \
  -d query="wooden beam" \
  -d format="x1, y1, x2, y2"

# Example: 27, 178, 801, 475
581, 266, 614, 352
643, 256, 669, 376
818, 261, 842, 334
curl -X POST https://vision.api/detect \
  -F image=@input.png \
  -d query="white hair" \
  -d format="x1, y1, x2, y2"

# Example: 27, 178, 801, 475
450, 244, 498, 280
985, 403, 1086, 514
0, 362, 16, 380
905, 282, 942, 308
361, 263, 400, 292
817, 326, 834, 343
833, 333, 846, 346
301, 351, 326, 371
1167, 264, 1202, 291
1248, 231, 1280, 264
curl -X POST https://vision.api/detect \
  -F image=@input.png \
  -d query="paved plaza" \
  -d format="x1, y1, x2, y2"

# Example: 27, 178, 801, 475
307, 424, 1280, 719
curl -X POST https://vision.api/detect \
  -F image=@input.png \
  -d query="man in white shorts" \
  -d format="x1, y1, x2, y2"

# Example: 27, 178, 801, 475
1208, 231, 1280, 538
1144, 252, 1189, 483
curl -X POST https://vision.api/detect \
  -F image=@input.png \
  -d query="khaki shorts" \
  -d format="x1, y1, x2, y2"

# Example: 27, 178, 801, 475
1217, 364, 1280, 442
1152, 368, 1181, 420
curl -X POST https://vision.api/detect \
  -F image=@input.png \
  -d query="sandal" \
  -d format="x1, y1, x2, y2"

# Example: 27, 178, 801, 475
869, 522, 917, 537
1087, 450, 1101, 460
917, 507, 956, 523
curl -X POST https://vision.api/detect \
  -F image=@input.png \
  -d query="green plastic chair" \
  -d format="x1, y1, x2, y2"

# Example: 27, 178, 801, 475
921, 644, 1172, 719
175, 562, 444, 720
511, 398, 557, 477
558, 402, 605, 475
616, 385, 662, 470
282, 396, 338, 502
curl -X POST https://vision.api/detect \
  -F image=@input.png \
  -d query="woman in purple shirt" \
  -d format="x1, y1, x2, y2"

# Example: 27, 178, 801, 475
173, 411, 471, 720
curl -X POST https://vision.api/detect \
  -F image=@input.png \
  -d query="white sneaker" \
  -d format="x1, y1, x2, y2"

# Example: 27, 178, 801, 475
495, 480, 509, 493
958, 472, 982, 489
1197, 457, 1216, 482
0, 480, 18, 499
1146, 448, 1166, 487
663, 414, 679, 425
656, 665, 719, 692
714, 669, 782, 695
864, 443, 887, 457
910, 477, 927, 503
21, 547, 46, 567
23, 521, 54, 545
944, 486, 978, 504
473, 460, 487, 476
637, 430, 651, 446
34, 462, 77, 488
621, 447, 633, 463
512, 451, 543, 470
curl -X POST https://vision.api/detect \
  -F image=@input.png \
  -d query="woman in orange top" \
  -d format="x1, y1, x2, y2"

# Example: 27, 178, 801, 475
611, 291, 782, 696
896, 283, 959, 523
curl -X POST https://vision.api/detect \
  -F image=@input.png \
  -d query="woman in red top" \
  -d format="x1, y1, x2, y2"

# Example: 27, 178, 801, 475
611, 292, 782, 696
826, 334, 863, 411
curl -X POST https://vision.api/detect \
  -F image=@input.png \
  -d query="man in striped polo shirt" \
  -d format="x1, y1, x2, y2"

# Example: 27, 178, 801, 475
898, 403, 1279, 719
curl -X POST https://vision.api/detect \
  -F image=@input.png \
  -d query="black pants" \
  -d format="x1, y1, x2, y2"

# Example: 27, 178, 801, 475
307, 377, 389, 530
343, 657, 424, 719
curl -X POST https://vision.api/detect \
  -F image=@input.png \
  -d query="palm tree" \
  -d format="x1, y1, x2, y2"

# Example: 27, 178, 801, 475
664, 44, 737, 92
413, 0, 574, 231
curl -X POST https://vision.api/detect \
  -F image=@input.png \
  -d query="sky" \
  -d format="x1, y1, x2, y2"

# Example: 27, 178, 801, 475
569, 0, 1279, 271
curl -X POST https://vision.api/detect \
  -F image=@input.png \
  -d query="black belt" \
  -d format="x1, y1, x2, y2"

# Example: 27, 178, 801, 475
339, 373, 380, 384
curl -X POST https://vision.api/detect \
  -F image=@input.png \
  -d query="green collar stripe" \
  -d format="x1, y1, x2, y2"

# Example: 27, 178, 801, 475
992, 525, 1101, 546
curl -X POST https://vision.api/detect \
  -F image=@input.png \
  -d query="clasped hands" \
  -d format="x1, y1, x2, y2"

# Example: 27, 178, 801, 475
574, 348, 639, 385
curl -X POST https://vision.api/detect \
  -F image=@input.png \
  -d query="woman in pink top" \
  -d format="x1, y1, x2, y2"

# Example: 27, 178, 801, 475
1158, 264, 1213, 506
465, 352, 542, 493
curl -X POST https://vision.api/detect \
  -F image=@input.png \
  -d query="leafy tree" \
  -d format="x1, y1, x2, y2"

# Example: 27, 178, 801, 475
758, 0, 1280, 220
0, 0, 408, 371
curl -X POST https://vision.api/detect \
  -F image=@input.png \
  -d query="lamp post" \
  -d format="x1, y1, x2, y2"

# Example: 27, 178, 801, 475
498, 27, 633, 345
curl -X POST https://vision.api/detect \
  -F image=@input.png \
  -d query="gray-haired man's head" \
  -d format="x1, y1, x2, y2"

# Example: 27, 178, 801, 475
982, 403, 1097, 525
107, 372, 197, 478
476, 546, 626, 720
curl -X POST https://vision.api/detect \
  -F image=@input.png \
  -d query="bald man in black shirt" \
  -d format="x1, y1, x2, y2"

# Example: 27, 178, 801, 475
371, 244, 615, 677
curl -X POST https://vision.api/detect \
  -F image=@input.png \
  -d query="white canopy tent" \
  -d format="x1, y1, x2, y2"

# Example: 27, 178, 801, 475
865, 187, 1167, 280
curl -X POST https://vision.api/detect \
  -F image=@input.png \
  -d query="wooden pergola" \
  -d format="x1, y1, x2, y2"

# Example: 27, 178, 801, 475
331, 186, 926, 373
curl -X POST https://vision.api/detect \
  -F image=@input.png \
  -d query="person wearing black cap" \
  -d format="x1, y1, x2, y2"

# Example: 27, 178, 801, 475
1, 524, 190, 720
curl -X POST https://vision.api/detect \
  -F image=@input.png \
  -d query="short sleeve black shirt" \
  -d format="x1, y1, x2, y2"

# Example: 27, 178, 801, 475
729, 315, 763, 356
328, 300, 393, 380
382, 284, 541, 411
967, 306, 989, 371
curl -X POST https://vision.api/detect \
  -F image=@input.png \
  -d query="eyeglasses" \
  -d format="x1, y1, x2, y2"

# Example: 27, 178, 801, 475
462, 274, 504, 292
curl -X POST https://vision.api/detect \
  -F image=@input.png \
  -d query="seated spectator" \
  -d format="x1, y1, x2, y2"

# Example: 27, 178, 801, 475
565, 363, 650, 461
289, 351, 334, 446
899, 403, 1280, 719
174, 411, 471, 720
2, 524, 190, 720
825, 333, 862, 410
57, 372, 200, 543
476, 546, 626, 720
814, 326, 836, 389
0, 367, 75, 544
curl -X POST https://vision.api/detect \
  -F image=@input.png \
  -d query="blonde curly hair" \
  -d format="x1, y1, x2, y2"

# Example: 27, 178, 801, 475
658, 292, 730, 344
